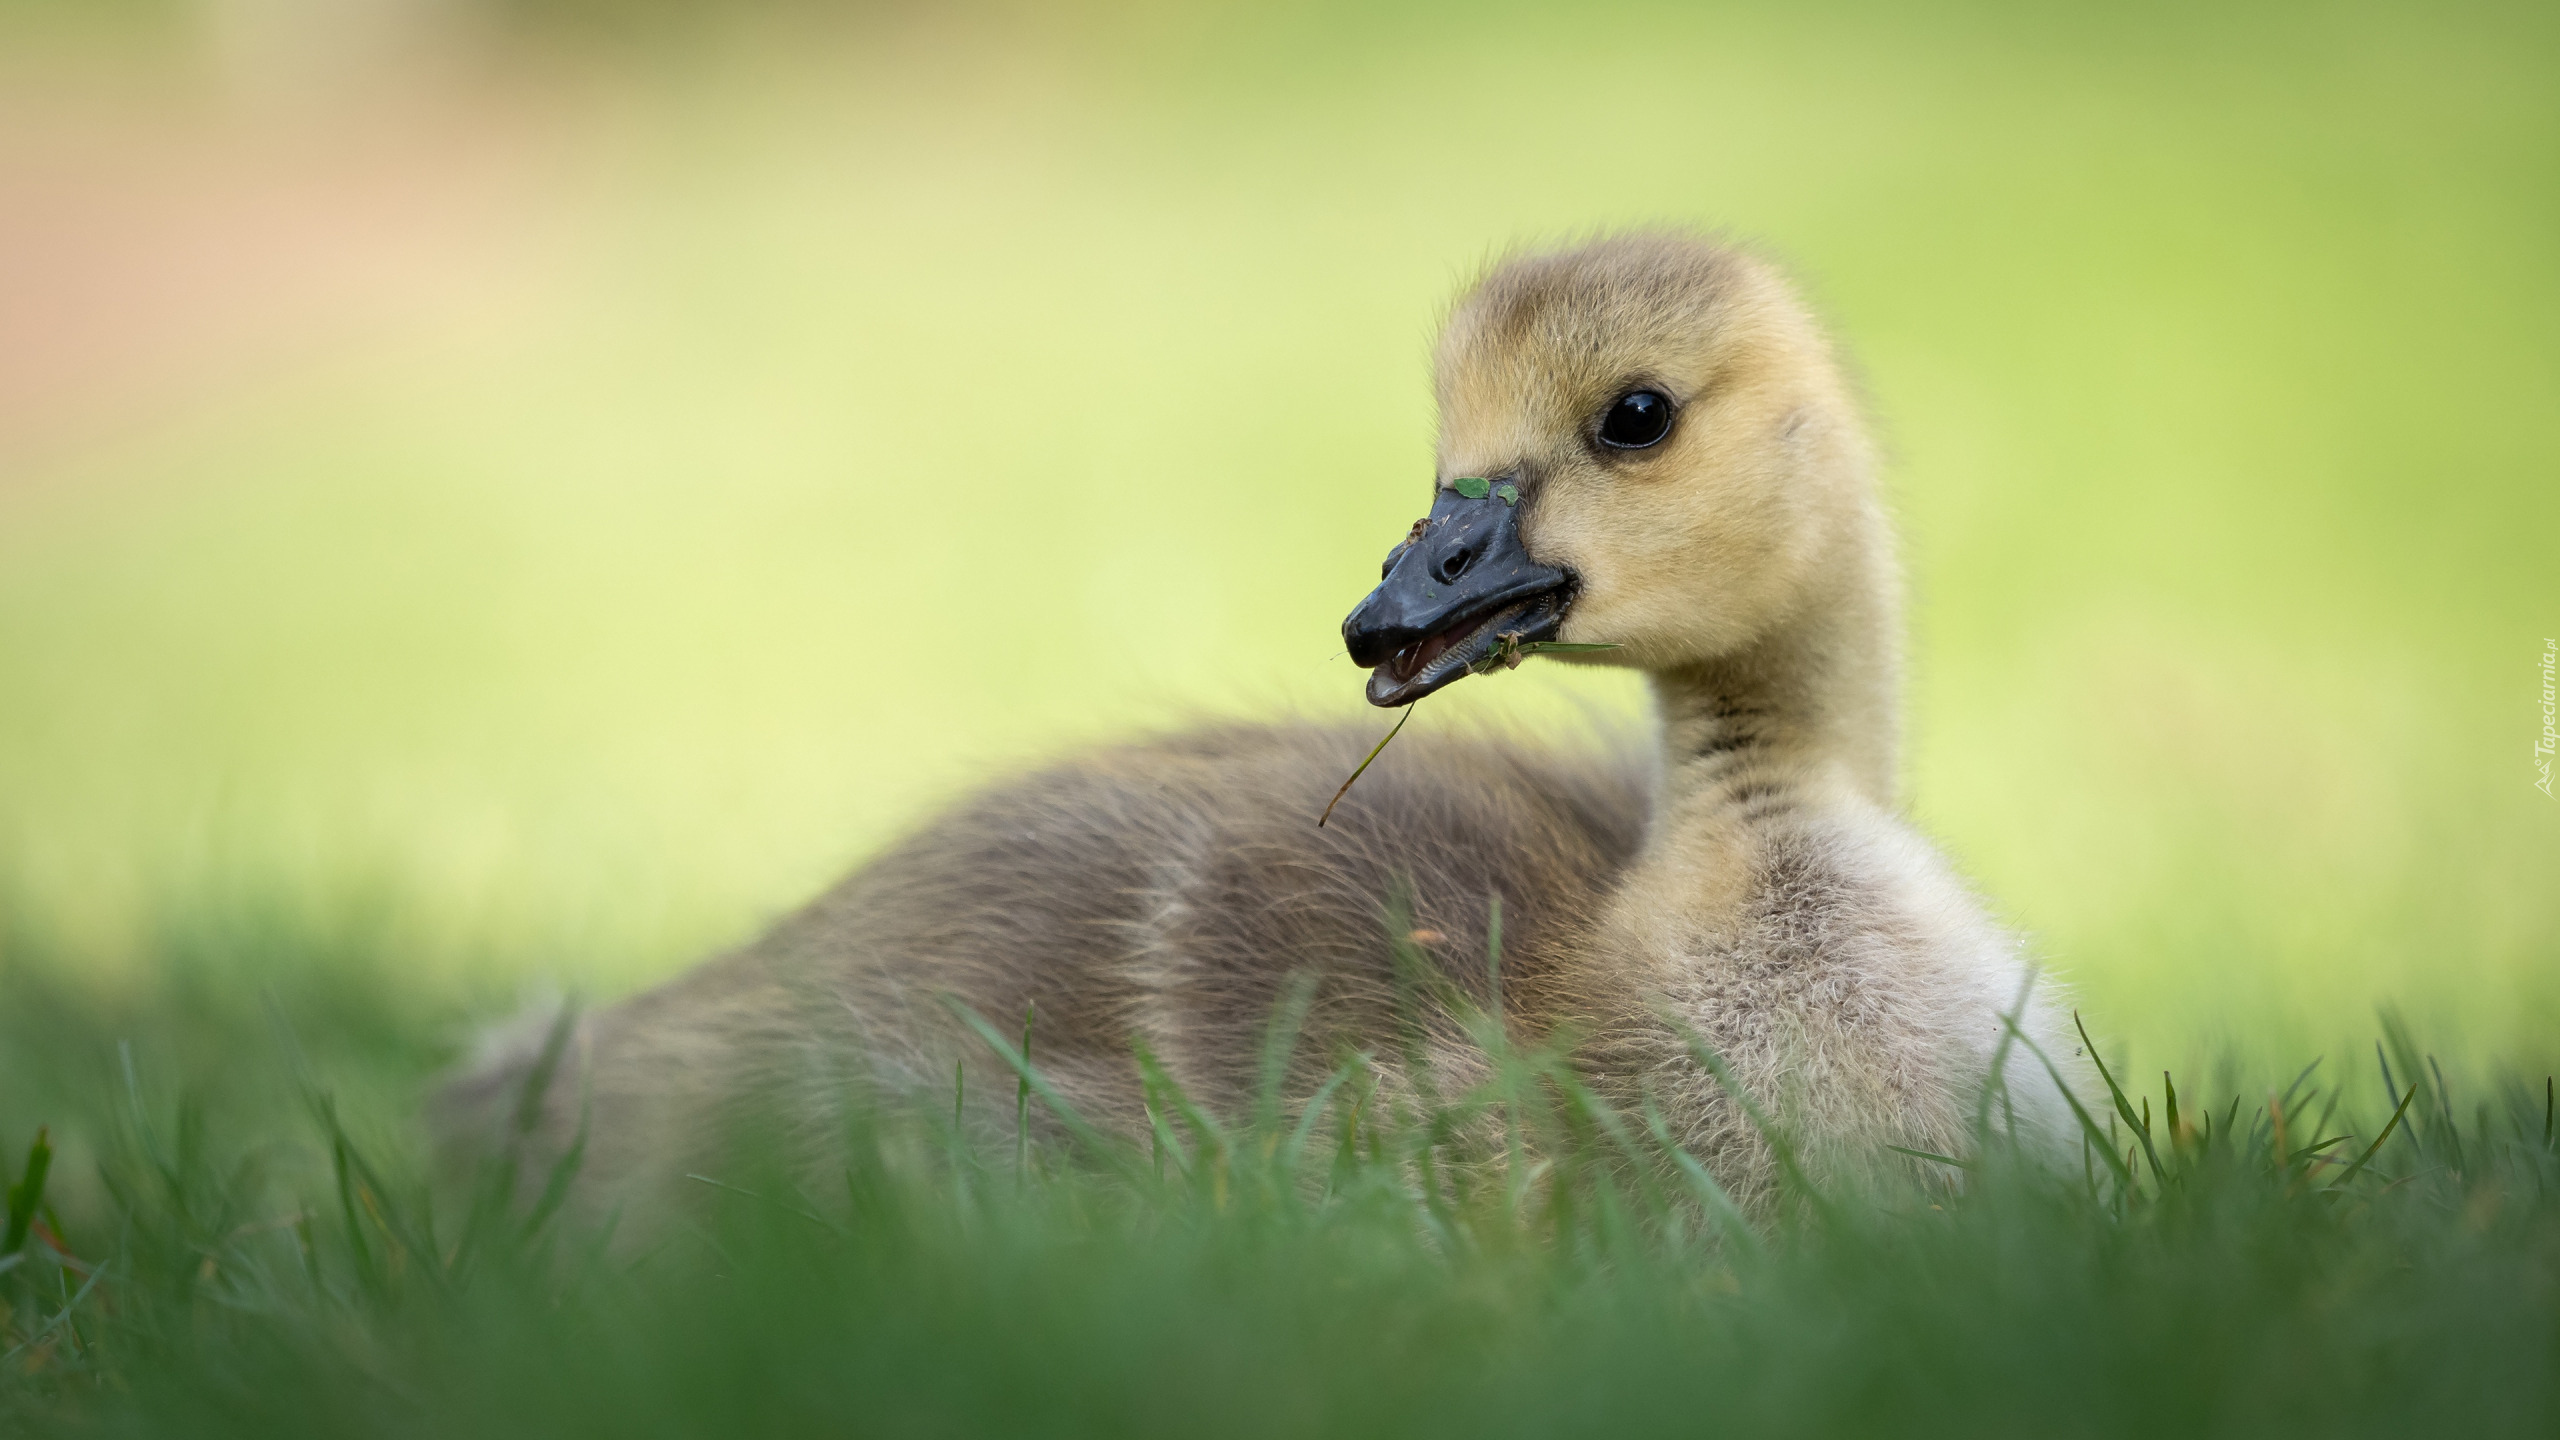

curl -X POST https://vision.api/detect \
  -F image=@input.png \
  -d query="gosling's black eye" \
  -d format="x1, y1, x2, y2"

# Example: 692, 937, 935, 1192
1597, 390, 1673, 450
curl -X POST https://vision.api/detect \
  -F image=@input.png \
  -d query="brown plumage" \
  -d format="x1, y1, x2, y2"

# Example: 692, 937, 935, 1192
435, 231, 2086, 1218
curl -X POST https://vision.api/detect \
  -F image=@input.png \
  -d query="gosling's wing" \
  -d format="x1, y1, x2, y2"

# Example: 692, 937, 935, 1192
788, 722, 1651, 1113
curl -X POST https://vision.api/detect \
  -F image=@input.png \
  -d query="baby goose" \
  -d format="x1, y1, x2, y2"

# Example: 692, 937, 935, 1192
437, 231, 2082, 1215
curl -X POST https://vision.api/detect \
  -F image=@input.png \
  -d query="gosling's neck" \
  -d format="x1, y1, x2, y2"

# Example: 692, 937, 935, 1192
1647, 519, 1901, 816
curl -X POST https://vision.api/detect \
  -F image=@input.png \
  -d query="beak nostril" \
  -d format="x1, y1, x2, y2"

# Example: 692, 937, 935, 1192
1434, 547, 1473, 584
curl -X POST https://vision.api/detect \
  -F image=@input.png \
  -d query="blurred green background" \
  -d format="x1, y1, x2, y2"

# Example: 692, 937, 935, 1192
0, 0, 2552, 1108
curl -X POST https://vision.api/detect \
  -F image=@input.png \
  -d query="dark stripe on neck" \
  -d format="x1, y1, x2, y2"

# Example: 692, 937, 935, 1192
1691, 698, 1771, 761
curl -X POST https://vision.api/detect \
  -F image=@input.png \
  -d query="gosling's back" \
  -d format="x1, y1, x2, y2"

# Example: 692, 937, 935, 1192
438, 722, 1650, 1207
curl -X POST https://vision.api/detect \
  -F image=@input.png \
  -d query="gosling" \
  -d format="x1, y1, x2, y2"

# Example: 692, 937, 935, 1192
436, 231, 2085, 1217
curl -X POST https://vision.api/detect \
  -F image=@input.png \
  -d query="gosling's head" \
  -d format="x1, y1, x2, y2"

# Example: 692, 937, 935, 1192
1344, 233, 1879, 707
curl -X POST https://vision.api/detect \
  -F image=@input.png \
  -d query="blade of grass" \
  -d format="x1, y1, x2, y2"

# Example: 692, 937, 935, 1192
1658, 1011, 1836, 1223
1537, 1061, 1676, 1228
330, 1127, 376, 1290
512, 1004, 582, 1138
1017, 1001, 1036, 1180
1132, 1038, 1226, 1163
2007, 1012, 2133, 1194
1318, 703, 1416, 828
2073, 1013, 2166, 1187
311, 1091, 450, 1301
1255, 971, 1321, 1136
0, 1260, 107, 1367
941, 996, 1133, 1179
1136, 1086, 1193, 1183
2328, 1083, 2419, 1190
1638, 1096, 1762, 1258
2277, 1058, 2323, 1118
947, 1058, 973, 1208
1972, 972, 2038, 1141
2428, 1056, 2465, 1172
518, 1103, 594, 1244
4, 1127, 51, 1255
1277, 1057, 1364, 1175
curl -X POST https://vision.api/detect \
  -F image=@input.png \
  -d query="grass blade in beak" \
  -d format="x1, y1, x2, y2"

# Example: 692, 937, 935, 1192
1471, 637, 1621, 676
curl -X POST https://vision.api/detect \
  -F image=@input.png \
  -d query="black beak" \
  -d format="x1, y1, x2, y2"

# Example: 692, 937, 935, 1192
1342, 481, 1573, 707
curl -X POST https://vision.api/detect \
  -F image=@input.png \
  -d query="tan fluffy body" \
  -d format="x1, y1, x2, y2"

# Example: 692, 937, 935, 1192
435, 232, 2085, 1216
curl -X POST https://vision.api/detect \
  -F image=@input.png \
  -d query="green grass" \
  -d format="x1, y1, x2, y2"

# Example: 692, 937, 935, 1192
2, 940, 2555, 1438
0, 0, 2551, 1077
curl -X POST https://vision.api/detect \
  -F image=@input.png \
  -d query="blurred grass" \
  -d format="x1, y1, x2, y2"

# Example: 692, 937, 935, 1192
3, 947, 2556, 1438
0, 0, 2552, 1110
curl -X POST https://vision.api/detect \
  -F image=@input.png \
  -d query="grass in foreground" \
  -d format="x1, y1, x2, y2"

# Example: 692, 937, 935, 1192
0, 971, 2554, 1440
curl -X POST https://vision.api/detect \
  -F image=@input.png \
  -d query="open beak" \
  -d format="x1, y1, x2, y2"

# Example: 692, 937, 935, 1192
1342, 481, 1573, 707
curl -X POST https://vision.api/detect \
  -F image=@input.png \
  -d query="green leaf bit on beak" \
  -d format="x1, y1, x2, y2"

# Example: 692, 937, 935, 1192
1451, 476, 1491, 499
1493, 482, 1519, 506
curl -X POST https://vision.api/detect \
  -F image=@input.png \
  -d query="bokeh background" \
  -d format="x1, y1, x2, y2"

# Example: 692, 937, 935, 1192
1, 0, 2553, 1134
